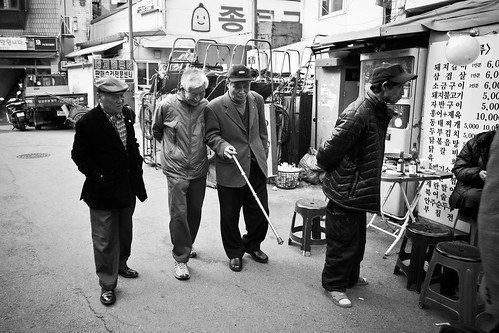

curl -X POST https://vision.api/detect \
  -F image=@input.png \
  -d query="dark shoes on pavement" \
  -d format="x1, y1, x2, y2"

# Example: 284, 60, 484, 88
229, 257, 242, 272
100, 266, 138, 306
118, 266, 139, 278
100, 289, 116, 306
245, 249, 269, 263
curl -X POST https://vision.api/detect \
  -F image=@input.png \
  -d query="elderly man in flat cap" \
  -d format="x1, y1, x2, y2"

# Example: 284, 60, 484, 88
316, 63, 417, 308
71, 75, 147, 306
205, 64, 270, 272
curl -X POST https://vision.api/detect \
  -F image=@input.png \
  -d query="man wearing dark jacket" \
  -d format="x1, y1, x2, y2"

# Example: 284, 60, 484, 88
152, 68, 209, 280
317, 64, 417, 308
71, 75, 147, 306
449, 130, 495, 217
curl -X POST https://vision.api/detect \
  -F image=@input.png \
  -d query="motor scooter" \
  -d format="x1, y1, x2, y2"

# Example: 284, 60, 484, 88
0, 92, 28, 131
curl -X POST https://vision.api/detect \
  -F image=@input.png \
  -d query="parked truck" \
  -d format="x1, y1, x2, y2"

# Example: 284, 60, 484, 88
22, 74, 88, 130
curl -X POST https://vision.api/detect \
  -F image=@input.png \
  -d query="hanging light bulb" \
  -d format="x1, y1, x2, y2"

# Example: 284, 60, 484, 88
445, 35, 480, 66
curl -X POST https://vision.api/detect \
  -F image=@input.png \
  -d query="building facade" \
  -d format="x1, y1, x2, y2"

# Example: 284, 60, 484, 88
0, 0, 92, 99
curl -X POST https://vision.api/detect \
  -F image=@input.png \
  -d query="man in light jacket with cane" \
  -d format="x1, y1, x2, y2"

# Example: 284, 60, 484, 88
205, 64, 270, 272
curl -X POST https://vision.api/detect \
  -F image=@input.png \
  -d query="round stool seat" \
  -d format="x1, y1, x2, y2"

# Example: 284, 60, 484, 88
295, 199, 327, 213
436, 241, 481, 262
394, 220, 452, 293
407, 220, 452, 238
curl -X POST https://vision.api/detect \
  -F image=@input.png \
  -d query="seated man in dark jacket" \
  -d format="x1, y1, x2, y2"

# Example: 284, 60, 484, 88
449, 130, 495, 217
317, 63, 417, 308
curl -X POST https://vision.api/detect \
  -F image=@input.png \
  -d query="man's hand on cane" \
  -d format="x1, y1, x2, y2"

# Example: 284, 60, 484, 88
224, 145, 237, 159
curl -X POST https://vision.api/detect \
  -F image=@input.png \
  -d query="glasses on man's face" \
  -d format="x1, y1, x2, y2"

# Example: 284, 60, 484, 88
229, 81, 250, 90
185, 89, 205, 99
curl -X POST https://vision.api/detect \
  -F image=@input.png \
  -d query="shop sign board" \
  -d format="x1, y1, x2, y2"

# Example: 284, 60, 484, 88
419, 34, 499, 226
0, 37, 27, 51
33, 37, 57, 51
93, 59, 134, 81
164, 0, 300, 44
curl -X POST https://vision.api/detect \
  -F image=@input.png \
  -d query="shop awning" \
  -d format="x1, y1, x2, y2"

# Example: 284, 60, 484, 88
312, 0, 499, 52
382, 0, 499, 34
65, 40, 125, 58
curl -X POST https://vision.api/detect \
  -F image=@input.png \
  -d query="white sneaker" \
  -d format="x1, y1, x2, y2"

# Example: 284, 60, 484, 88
329, 291, 352, 308
174, 261, 190, 280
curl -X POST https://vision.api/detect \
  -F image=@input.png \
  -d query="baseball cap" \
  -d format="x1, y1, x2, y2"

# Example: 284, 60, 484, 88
371, 64, 417, 84
95, 75, 128, 93
226, 64, 254, 82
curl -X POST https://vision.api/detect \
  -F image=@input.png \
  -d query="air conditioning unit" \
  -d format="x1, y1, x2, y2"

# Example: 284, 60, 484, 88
61, 16, 73, 36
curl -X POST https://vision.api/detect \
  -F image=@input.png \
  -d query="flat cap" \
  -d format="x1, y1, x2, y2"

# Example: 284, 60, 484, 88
95, 75, 128, 93
226, 64, 254, 82
371, 63, 417, 84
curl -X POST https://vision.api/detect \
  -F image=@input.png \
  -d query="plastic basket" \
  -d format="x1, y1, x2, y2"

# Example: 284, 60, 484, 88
276, 170, 300, 189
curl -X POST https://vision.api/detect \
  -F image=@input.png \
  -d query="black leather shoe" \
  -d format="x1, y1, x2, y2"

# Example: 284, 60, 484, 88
100, 289, 116, 306
246, 249, 268, 263
118, 267, 139, 278
229, 257, 242, 272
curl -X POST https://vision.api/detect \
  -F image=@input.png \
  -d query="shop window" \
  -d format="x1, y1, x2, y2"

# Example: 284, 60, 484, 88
137, 61, 160, 87
320, 0, 344, 17
0, 0, 28, 10
137, 63, 147, 85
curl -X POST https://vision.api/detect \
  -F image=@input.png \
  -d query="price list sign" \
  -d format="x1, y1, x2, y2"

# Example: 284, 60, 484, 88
419, 35, 499, 226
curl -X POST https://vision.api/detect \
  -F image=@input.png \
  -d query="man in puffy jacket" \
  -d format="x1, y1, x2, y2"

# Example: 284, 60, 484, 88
317, 63, 417, 308
449, 130, 495, 217
152, 68, 209, 280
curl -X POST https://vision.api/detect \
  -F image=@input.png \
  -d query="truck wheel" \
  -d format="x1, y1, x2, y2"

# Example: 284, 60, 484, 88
35, 124, 42, 130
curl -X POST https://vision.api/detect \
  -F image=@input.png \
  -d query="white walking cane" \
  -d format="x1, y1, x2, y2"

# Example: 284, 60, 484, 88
232, 155, 284, 245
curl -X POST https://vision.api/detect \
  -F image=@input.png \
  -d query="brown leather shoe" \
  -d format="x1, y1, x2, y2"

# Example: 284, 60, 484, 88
229, 257, 242, 272
118, 267, 139, 278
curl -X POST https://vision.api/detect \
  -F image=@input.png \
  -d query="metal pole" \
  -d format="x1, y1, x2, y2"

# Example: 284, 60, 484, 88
128, 0, 134, 61
253, 0, 258, 40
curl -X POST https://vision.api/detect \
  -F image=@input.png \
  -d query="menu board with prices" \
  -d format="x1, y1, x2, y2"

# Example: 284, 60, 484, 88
419, 34, 499, 227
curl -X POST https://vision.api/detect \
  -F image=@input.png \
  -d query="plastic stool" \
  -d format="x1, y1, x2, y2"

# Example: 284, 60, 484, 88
288, 198, 327, 256
394, 219, 452, 293
452, 211, 478, 246
419, 241, 484, 326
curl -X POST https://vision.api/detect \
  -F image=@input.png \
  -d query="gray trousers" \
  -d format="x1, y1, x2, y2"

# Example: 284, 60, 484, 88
167, 175, 207, 263
89, 197, 136, 291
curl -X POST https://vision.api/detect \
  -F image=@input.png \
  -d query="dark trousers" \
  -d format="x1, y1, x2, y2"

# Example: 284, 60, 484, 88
217, 160, 269, 259
167, 175, 207, 263
458, 188, 482, 216
322, 203, 366, 292
89, 197, 136, 291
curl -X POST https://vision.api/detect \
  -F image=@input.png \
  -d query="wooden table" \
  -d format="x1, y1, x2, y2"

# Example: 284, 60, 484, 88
367, 169, 453, 257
